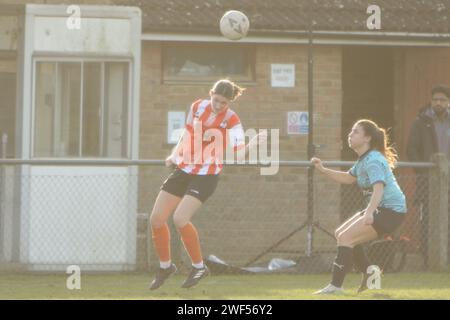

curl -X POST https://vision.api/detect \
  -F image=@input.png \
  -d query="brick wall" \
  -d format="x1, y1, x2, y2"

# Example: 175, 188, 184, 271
138, 42, 343, 270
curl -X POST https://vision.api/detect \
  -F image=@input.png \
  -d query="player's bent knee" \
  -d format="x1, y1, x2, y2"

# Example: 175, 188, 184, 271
172, 214, 189, 229
335, 228, 346, 241
334, 230, 340, 240
150, 214, 167, 228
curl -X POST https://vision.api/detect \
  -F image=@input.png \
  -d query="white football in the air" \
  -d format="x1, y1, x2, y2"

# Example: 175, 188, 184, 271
220, 10, 250, 41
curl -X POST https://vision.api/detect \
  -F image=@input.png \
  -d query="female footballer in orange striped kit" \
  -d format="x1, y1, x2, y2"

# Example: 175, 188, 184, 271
149, 79, 266, 290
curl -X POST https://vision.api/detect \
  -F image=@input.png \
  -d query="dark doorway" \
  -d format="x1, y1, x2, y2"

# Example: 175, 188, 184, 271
340, 47, 395, 220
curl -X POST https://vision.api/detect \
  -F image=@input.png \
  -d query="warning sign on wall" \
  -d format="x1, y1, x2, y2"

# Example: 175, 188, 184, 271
287, 111, 309, 135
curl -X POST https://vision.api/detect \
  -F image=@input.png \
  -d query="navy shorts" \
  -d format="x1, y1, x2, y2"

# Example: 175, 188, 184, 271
160, 168, 219, 203
361, 208, 406, 236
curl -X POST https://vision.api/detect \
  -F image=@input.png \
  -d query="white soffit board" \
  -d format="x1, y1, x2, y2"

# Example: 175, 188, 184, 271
34, 17, 131, 54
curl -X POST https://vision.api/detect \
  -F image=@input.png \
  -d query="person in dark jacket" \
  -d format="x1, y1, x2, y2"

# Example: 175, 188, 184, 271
406, 84, 450, 269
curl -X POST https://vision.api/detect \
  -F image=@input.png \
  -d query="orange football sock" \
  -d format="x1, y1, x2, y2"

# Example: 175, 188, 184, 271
178, 222, 203, 265
151, 224, 171, 262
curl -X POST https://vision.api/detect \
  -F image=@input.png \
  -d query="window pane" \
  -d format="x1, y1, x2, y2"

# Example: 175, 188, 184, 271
164, 45, 253, 81
103, 62, 128, 158
82, 63, 101, 157
34, 60, 130, 159
0, 72, 16, 158
35, 62, 81, 157
56, 63, 81, 157
34, 62, 56, 157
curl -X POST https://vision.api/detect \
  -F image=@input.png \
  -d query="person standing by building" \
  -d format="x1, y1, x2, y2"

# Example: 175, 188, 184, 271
407, 84, 450, 269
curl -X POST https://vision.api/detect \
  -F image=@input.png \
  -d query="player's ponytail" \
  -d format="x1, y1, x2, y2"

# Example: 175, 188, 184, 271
210, 79, 245, 101
356, 119, 398, 169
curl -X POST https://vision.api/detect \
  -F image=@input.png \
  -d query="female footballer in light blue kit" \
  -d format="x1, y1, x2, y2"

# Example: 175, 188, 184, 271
311, 119, 407, 294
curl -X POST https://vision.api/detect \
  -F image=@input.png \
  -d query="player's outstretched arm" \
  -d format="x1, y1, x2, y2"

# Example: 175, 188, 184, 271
311, 157, 356, 185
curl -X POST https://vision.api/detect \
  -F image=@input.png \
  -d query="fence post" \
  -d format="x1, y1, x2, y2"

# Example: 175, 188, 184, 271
0, 134, 6, 262
428, 153, 449, 270
1, 133, 7, 159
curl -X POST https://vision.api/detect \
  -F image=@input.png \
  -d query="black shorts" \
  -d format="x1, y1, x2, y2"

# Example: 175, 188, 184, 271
361, 208, 406, 236
160, 168, 219, 203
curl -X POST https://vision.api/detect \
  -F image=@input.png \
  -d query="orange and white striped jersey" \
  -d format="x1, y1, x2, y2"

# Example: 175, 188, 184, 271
174, 99, 245, 175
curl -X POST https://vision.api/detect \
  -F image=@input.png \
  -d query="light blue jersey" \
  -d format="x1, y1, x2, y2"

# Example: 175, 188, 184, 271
349, 150, 407, 213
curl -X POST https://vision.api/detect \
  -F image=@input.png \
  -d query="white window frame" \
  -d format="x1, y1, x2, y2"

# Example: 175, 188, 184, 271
30, 57, 133, 159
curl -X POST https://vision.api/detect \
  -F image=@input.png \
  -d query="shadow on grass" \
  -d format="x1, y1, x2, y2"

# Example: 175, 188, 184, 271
369, 293, 394, 299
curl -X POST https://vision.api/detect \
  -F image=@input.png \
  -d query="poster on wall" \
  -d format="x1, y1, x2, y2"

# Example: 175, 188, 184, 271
271, 64, 295, 88
287, 111, 309, 135
167, 111, 185, 144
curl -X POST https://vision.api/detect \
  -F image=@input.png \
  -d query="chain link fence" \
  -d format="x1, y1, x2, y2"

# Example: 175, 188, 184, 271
0, 157, 448, 278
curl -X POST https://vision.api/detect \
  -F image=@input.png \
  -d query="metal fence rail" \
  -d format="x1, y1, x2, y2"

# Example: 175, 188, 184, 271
0, 157, 448, 277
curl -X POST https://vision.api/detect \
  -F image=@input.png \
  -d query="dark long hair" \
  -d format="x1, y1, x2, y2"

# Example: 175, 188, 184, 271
210, 79, 245, 101
355, 119, 398, 169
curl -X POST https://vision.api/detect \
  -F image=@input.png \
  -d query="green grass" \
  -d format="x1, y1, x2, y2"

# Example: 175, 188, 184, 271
0, 272, 449, 300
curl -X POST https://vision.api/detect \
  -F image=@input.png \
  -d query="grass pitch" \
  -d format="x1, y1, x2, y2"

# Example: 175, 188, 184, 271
0, 272, 449, 300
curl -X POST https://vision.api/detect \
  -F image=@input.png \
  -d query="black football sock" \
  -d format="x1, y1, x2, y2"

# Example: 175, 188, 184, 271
330, 246, 353, 288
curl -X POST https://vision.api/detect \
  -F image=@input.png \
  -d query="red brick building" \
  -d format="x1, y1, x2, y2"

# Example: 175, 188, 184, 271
0, 0, 449, 270
126, 0, 450, 268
